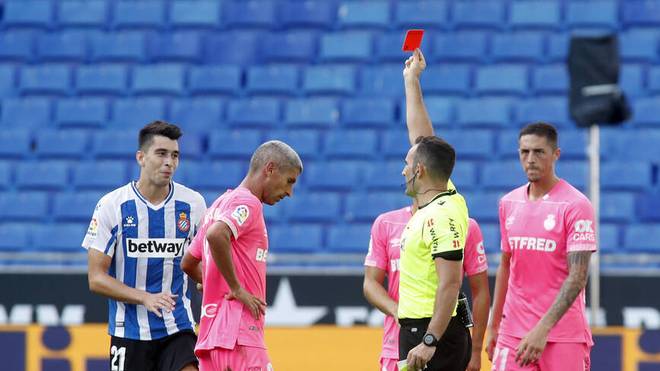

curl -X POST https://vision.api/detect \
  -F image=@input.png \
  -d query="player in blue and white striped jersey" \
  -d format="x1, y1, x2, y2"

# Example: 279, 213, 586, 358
82, 121, 206, 371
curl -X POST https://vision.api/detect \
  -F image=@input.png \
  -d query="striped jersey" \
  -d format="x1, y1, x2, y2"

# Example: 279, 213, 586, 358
82, 181, 206, 340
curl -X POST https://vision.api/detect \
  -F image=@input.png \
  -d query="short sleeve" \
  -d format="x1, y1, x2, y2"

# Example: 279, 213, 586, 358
463, 219, 488, 276
565, 198, 597, 252
423, 213, 464, 261
187, 219, 205, 260
81, 195, 118, 257
212, 197, 258, 240
364, 216, 388, 270
499, 200, 511, 253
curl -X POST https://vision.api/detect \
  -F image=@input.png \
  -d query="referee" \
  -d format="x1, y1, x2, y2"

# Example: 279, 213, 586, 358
399, 135, 471, 371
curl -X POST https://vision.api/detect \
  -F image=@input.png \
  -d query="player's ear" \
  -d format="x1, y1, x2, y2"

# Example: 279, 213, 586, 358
264, 161, 276, 176
554, 147, 561, 161
136, 151, 145, 167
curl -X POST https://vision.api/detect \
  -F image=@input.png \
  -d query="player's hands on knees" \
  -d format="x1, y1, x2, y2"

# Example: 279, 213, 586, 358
515, 324, 549, 367
142, 292, 177, 318
403, 48, 426, 81
226, 287, 266, 320
466, 349, 482, 371
406, 343, 435, 371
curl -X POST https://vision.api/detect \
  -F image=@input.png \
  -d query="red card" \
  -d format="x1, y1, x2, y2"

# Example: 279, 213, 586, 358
402, 29, 424, 52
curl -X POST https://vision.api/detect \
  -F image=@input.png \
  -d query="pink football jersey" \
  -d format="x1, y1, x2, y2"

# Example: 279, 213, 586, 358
498, 179, 596, 344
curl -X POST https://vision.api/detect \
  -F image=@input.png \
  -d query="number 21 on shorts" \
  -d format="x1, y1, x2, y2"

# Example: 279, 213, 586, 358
111, 345, 126, 371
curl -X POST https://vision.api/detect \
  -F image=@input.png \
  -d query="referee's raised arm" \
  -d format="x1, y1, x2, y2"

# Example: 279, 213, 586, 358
403, 48, 434, 145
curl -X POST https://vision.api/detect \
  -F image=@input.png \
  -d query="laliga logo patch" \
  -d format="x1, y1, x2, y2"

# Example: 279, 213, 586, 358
87, 218, 98, 237
543, 214, 556, 231
231, 205, 249, 226
177, 212, 190, 233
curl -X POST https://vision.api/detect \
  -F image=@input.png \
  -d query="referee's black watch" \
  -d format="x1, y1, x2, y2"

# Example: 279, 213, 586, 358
422, 333, 439, 347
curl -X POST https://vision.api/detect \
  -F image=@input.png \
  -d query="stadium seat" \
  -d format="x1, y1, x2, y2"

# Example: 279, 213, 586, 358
284, 193, 341, 222
515, 98, 570, 128
601, 163, 651, 190
246, 65, 299, 96
53, 192, 104, 221
284, 98, 339, 127
169, 0, 222, 28
621, 30, 660, 62
264, 130, 320, 160
303, 65, 356, 95
646, 67, 660, 92
421, 64, 471, 95
319, 31, 372, 62
327, 224, 371, 252
491, 33, 544, 62
305, 161, 363, 191
0, 224, 31, 251
457, 98, 512, 127
269, 224, 324, 252
75, 64, 127, 95
478, 223, 500, 254
481, 161, 522, 190
637, 190, 660, 222
132, 64, 185, 95
395, 1, 448, 30
203, 31, 260, 65
442, 130, 494, 159
169, 98, 223, 134
462, 191, 501, 222
633, 98, 660, 127
365, 161, 405, 190
0, 98, 51, 129
621, 64, 644, 98
0, 162, 12, 189
226, 98, 281, 127
19, 65, 71, 95
184, 161, 245, 190
601, 130, 660, 162
599, 224, 619, 252
431, 32, 487, 62
0, 31, 35, 61
223, 0, 277, 29
382, 130, 411, 158
148, 32, 202, 62
113, 0, 166, 29
566, 1, 617, 29
557, 130, 588, 159
188, 65, 241, 96
360, 65, 404, 98
345, 192, 409, 222
400, 96, 453, 126
280, 0, 334, 29
260, 32, 317, 63
57, 0, 108, 28
547, 34, 569, 62
556, 161, 588, 191
0, 191, 47, 221
55, 98, 108, 128
622, 0, 660, 27
33, 223, 88, 252
0, 65, 16, 97
35, 130, 88, 158
453, 1, 504, 29
375, 32, 409, 62
90, 32, 146, 62
109, 98, 166, 130
207, 130, 262, 158
0, 130, 31, 158
475, 65, 528, 95
532, 65, 568, 95
325, 130, 378, 159
601, 192, 636, 223
16, 161, 69, 190
341, 98, 395, 127
3, 0, 53, 29
73, 161, 127, 189
178, 133, 203, 160
91, 132, 138, 159
624, 224, 660, 252
337, 1, 390, 29
450, 161, 478, 190
509, 1, 560, 29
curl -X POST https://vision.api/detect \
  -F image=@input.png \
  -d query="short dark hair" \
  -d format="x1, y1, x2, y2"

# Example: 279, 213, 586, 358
138, 121, 182, 150
519, 122, 558, 149
413, 136, 456, 182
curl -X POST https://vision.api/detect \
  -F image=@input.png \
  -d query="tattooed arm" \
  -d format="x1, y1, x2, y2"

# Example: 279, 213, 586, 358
515, 251, 593, 366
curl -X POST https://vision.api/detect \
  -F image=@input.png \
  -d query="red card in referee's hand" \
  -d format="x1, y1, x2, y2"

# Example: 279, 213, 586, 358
402, 29, 424, 52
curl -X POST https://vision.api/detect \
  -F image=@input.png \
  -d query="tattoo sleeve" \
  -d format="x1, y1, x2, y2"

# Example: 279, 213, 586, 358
542, 251, 592, 327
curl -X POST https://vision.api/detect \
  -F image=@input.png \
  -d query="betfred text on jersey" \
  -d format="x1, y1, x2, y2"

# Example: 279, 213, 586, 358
508, 237, 557, 252
126, 238, 186, 258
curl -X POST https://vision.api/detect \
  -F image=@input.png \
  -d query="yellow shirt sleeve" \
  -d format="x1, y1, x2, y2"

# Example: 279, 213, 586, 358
422, 214, 465, 257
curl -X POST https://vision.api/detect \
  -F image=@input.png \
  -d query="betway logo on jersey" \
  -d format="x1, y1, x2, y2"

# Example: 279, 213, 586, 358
509, 237, 557, 252
126, 238, 186, 258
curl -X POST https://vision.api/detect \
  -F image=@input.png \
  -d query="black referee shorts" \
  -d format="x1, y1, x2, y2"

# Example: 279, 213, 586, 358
399, 316, 471, 371
110, 330, 198, 371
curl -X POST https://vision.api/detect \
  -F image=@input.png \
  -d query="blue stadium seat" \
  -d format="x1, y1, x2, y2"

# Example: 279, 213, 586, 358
177, 133, 203, 160
360, 65, 404, 98
264, 130, 320, 160
269, 224, 324, 252
481, 161, 521, 190
491, 33, 544, 62
601, 129, 660, 162
224, 0, 277, 29
509, 1, 560, 29
73, 161, 127, 189
0, 130, 31, 158
20, 65, 71, 95
0, 224, 31, 251
624, 224, 660, 252
532, 65, 568, 94
169, 98, 223, 134
35, 130, 88, 158
53, 191, 104, 221
646, 67, 660, 92
462, 191, 501, 222
184, 161, 245, 190
421, 64, 471, 95
556, 161, 588, 190
478, 223, 500, 254
0, 31, 34, 61
345, 192, 409, 222
365, 161, 405, 190
375, 32, 409, 62
169, 0, 222, 28
203, 31, 259, 65
113, 0, 165, 29
207, 130, 262, 158
621, 30, 659, 62
622, 0, 660, 27
55, 98, 108, 128
601, 192, 635, 223
442, 130, 494, 159
303, 65, 356, 95
33, 223, 88, 251
148, 32, 202, 62
109, 98, 166, 130
431, 32, 487, 62
325, 130, 378, 159
400, 96, 453, 126
633, 98, 660, 127
457, 98, 512, 127
226, 98, 280, 127
341, 98, 395, 127
285, 98, 339, 127
57, 0, 107, 28
16, 161, 69, 190
0, 65, 15, 96
261, 32, 317, 63
90, 32, 146, 62
395, 1, 448, 29
496, 130, 521, 158
450, 161, 478, 190
0, 98, 51, 129
91, 132, 137, 158
0, 192, 47, 221
637, 190, 660, 222
599, 224, 619, 252
3, 0, 53, 29
475, 65, 528, 95
621, 64, 644, 98
601, 163, 652, 190
75, 64, 127, 95
566, 1, 617, 29
547, 34, 568, 62
558, 130, 588, 159
383, 130, 411, 158
515, 98, 570, 128
0, 162, 12, 189
284, 193, 341, 222
327, 224, 371, 252
453, 1, 504, 29
280, 0, 335, 29
188, 65, 241, 95
132, 64, 184, 95
337, 1, 390, 29
319, 32, 372, 62
246, 65, 299, 96
305, 161, 363, 191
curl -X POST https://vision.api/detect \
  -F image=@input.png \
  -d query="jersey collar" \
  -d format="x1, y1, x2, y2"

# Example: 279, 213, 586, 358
130, 180, 175, 209
418, 189, 456, 210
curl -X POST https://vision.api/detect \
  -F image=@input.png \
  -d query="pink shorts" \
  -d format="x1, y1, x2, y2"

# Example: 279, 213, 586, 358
197, 345, 272, 371
491, 334, 590, 371
380, 357, 398, 371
